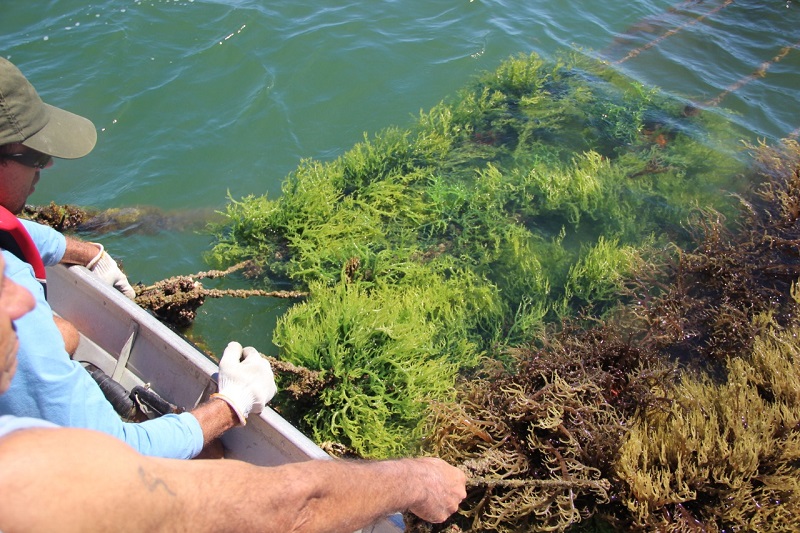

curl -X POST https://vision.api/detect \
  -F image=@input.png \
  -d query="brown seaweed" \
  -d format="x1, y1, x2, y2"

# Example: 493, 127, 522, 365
22, 202, 95, 232
414, 139, 800, 532
411, 324, 674, 533
627, 139, 800, 369
22, 203, 223, 235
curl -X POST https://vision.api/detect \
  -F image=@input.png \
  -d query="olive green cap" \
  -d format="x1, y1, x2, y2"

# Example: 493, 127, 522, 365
0, 57, 96, 159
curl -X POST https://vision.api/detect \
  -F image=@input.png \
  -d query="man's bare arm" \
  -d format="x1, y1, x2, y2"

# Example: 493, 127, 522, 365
60, 236, 137, 299
0, 426, 466, 533
59, 235, 102, 265
190, 396, 239, 445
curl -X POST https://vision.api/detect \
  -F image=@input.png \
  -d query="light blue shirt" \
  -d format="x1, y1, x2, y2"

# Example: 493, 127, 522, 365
18, 218, 67, 267
0, 222, 204, 459
0, 414, 58, 438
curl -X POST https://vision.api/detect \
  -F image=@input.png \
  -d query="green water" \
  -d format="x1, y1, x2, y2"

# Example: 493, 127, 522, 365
2, 0, 798, 356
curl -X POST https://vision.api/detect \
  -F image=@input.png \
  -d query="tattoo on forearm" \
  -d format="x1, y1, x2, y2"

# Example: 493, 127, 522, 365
138, 466, 176, 496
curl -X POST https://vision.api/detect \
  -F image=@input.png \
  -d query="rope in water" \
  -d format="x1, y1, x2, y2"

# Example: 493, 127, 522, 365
614, 0, 734, 64
702, 38, 800, 107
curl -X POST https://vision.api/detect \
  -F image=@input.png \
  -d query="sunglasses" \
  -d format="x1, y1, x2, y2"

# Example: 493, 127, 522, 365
1, 150, 52, 170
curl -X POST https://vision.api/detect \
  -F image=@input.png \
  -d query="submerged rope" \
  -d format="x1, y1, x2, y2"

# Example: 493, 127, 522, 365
702, 38, 800, 107
614, 0, 734, 64
465, 475, 610, 491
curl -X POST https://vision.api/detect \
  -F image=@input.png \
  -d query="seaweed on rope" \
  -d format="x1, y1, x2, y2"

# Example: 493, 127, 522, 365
29, 49, 800, 532
206, 51, 749, 463
627, 139, 800, 367
411, 323, 673, 533
412, 139, 800, 532
271, 260, 498, 458
209, 50, 746, 331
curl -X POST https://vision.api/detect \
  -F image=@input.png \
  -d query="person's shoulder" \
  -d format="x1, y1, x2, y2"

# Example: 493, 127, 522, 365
18, 218, 58, 236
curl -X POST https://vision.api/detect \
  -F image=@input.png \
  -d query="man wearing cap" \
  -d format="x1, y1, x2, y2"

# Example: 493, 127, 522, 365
0, 57, 277, 459
0, 56, 131, 355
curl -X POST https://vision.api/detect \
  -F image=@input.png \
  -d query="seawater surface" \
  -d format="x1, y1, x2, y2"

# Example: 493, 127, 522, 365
2, 0, 799, 354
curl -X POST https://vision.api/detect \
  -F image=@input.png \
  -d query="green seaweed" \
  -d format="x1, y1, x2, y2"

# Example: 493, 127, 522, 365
272, 256, 501, 458
207, 51, 747, 459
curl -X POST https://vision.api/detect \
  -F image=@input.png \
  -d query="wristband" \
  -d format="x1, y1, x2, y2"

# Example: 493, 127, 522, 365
86, 243, 105, 269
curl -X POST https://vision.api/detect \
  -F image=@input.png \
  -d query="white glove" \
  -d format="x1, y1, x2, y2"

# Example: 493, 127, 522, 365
86, 243, 136, 300
213, 341, 277, 426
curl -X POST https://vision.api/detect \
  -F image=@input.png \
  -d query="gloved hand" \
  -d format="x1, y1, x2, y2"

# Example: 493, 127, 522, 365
213, 341, 277, 426
86, 243, 136, 300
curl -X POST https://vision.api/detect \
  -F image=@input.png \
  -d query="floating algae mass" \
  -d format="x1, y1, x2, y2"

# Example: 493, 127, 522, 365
22, 202, 96, 232
208, 51, 748, 460
23, 202, 222, 235
418, 299, 800, 532
606, 140, 800, 531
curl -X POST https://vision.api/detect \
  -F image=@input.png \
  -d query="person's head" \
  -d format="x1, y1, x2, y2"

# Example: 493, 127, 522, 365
0, 58, 97, 214
0, 253, 36, 394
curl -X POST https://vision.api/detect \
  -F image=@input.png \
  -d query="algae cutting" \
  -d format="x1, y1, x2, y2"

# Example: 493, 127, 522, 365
32, 51, 800, 531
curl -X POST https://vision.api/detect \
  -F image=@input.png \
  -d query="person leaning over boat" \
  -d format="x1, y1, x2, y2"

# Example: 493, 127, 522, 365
0, 254, 467, 533
0, 57, 277, 459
